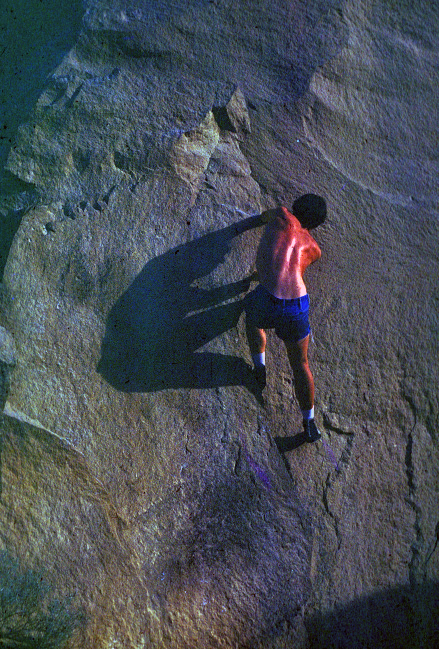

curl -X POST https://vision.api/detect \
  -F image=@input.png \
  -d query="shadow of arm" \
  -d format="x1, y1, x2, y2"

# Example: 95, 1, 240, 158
191, 276, 255, 310
233, 214, 265, 234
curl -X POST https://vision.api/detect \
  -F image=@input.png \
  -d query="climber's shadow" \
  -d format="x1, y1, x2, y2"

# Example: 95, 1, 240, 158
98, 216, 260, 392
274, 433, 308, 453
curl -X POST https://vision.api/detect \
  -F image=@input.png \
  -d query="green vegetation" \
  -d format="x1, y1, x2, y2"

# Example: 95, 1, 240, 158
0, 551, 84, 648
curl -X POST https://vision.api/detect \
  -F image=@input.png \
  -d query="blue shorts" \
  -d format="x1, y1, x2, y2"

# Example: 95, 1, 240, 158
245, 284, 311, 342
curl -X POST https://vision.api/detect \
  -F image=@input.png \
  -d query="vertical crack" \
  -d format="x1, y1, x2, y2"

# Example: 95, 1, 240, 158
424, 521, 439, 568
405, 428, 425, 585
405, 430, 415, 492
319, 423, 356, 553
322, 473, 341, 550
337, 434, 355, 475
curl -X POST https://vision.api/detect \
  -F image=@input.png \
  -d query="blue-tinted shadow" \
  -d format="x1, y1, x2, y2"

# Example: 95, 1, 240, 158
98, 216, 262, 392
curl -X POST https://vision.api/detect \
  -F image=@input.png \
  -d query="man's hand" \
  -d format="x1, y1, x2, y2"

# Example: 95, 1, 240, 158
260, 207, 292, 224
243, 268, 258, 289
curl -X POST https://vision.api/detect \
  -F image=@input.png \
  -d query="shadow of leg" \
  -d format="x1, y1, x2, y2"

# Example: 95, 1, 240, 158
274, 432, 307, 452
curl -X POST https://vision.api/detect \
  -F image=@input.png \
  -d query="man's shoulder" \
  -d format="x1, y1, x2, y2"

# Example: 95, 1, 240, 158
300, 230, 321, 261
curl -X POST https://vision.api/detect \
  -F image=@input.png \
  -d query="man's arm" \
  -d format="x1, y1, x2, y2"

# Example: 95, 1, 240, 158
233, 207, 282, 234
260, 208, 284, 224
233, 213, 265, 233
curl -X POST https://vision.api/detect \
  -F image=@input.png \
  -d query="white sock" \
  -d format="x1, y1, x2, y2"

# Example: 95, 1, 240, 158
252, 352, 265, 368
301, 407, 314, 420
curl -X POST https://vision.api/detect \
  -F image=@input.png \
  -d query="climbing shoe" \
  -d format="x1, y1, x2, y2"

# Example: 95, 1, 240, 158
254, 365, 267, 389
303, 418, 321, 443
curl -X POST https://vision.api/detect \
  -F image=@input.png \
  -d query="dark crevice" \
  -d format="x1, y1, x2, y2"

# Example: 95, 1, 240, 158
424, 522, 439, 567
405, 430, 415, 492
322, 472, 341, 550
405, 428, 426, 585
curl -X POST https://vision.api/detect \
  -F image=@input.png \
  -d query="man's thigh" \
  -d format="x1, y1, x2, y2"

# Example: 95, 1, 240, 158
274, 311, 310, 343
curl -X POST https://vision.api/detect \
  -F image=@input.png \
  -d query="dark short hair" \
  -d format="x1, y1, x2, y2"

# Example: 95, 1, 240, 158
292, 194, 327, 229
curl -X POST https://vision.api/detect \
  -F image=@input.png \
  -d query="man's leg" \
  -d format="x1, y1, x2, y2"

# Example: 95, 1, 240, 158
284, 335, 314, 410
246, 322, 267, 387
284, 335, 321, 442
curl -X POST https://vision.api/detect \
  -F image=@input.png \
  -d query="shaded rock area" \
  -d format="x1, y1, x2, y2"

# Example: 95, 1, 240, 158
0, 0, 84, 274
0, 0, 438, 647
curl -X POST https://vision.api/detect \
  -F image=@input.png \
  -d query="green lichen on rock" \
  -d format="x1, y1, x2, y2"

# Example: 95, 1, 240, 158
0, 551, 83, 649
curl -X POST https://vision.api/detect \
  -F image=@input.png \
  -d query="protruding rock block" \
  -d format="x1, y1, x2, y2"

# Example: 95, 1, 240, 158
169, 110, 220, 187
213, 87, 251, 139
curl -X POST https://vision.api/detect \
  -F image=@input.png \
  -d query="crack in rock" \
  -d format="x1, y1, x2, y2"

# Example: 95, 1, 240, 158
405, 428, 426, 585
322, 472, 341, 550
424, 521, 439, 569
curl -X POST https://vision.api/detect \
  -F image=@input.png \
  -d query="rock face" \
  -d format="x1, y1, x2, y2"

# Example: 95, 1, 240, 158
1, 1, 438, 648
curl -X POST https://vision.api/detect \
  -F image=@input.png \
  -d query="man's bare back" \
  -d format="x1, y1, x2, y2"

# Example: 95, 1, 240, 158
256, 206, 321, 299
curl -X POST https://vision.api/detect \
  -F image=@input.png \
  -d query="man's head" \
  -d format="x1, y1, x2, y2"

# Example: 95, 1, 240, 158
292, 194, 327, 230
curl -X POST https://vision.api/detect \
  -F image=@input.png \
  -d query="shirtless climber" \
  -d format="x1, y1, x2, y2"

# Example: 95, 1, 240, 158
244, 194, 326, 443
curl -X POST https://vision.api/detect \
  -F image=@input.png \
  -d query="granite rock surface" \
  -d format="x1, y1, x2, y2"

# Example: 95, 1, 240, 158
1, 1, 438, 647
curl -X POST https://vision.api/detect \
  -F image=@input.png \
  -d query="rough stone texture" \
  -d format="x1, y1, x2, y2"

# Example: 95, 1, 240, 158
1, 1, 438, 648
0, 325, 16, 410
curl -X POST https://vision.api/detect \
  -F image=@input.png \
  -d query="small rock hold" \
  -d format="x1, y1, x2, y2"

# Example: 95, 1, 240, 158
63, 205, 76, 219
323, 411, 359, 435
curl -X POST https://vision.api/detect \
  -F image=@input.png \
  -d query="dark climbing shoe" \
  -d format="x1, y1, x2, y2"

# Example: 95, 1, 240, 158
303, 418, 321, 443
254, 365, 267, 389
